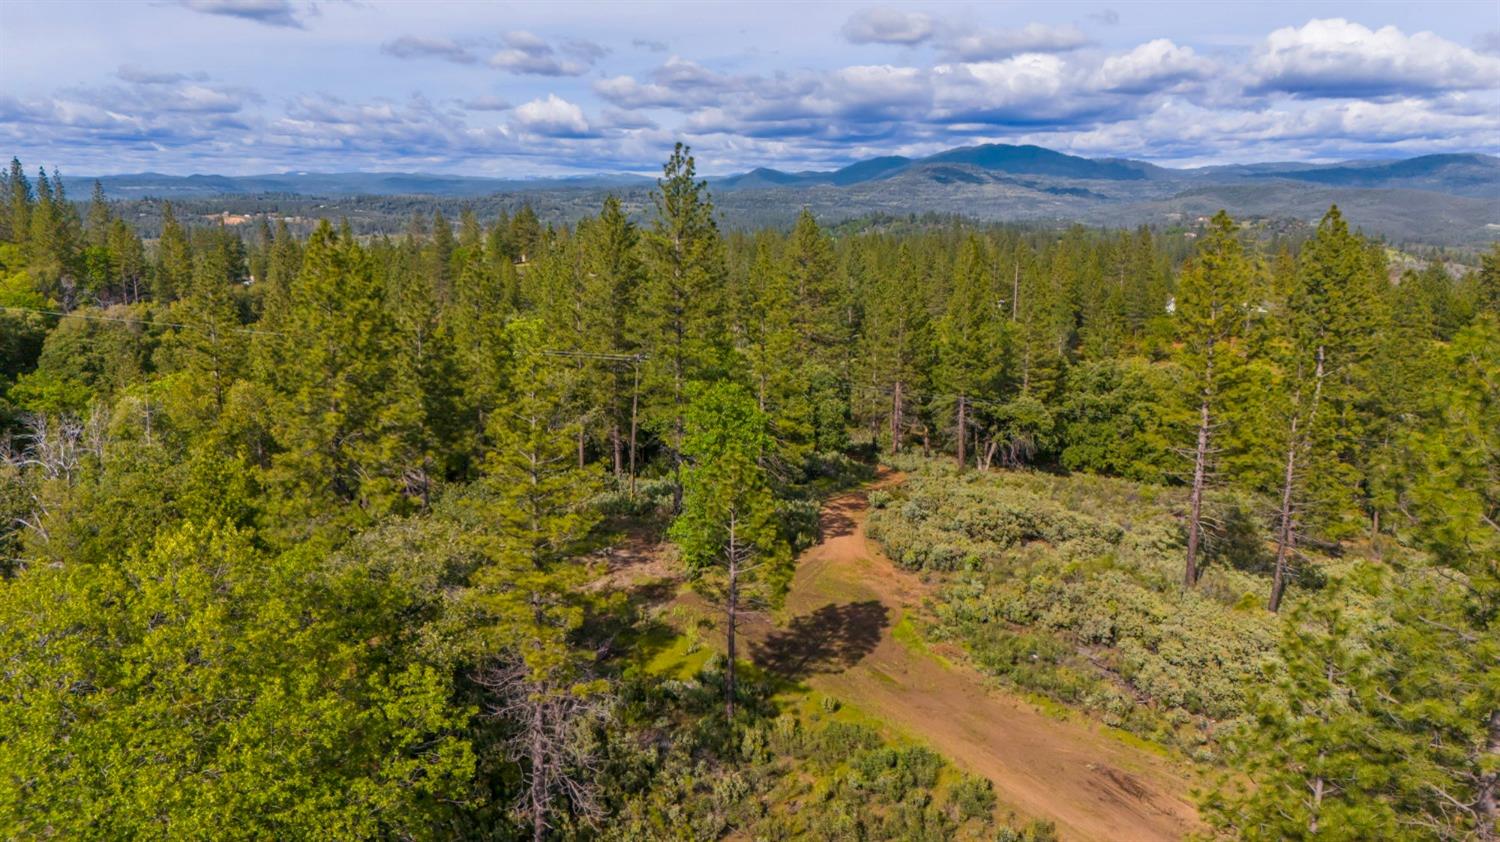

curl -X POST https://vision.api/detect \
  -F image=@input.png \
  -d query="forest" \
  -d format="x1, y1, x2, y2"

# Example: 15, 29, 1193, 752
1, 145, 1497, 840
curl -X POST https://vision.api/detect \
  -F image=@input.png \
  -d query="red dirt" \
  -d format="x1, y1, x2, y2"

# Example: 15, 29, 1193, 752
758, 471, 1204, 842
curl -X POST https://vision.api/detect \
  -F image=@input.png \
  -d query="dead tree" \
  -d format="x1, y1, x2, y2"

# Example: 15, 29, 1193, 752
478, 659, 608, 842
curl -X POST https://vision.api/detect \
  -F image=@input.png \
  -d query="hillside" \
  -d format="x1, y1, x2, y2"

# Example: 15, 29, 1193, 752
73, 143, 1500, 247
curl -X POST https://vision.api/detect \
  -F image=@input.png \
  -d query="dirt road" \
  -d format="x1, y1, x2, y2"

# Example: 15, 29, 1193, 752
748, 473, 1204, 842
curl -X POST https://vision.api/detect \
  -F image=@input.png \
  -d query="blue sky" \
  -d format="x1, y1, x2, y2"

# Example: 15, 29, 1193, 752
1, 0, 1497, 176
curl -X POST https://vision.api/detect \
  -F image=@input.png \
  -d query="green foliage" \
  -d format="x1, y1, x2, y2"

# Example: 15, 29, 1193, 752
672, 381, 790, 595
868, 460, 1282, 749
0, 522, 477, 839
1056, 357, 1182, 483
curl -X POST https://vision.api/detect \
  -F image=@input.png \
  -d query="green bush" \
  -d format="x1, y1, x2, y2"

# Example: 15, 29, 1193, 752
866, 459, 1287, 750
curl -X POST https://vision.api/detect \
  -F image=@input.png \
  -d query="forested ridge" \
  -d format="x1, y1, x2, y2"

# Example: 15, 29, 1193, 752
1, 145, 1497, 840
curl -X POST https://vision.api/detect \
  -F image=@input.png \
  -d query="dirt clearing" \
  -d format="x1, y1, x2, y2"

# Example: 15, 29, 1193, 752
748, 472, 1204, 842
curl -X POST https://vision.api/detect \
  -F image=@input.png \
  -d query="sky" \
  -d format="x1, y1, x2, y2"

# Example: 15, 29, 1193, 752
1, 0, 1498, 177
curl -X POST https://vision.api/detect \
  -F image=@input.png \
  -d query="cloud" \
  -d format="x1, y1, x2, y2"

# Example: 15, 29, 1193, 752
179, 0, 303, 28
599, 107, 657, 130
512, 94, 593, 137
595, 57, 747, 109
842, 8, 935, 45
1090, 9, 1120, 26
458, 95, 513, 112
489, 31, 594, 76
943, 23, 1090, 61
381, 36, 477, 65
1095, 39, 1214, 93
1251, 19, 1500, 98
117, 65, 207, 85
632, 38, 668, 53
561, 39, 610, 62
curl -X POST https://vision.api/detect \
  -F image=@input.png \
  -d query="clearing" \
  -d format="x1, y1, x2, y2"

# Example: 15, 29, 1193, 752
624, 469, 1205, 841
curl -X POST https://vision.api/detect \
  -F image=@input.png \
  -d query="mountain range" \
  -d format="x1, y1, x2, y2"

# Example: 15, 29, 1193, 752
74, 144, 1500, 246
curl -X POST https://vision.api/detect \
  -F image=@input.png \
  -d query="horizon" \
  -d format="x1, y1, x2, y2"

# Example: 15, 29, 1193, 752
65, 145, 1500, 183
3, 1, 1499, 177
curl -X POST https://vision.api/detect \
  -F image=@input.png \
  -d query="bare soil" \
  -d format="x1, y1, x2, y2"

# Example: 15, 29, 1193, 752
621, 470, 1205, 841
750, 471, 1204, 842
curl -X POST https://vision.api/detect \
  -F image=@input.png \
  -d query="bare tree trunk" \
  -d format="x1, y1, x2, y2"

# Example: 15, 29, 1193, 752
577, 425, 586, 470
956, 396, 967, 470
1478, 709, 1500, 841
1185, 387, 1212, 588
1269, 417, 1298, 613
1308, 772, 1324, 836
531, 703, 547, 842
628, 362, 640, 498
891, 380, 903, 453
611, 424, 623, 478
725, 513, 738, 721
1012, 259, 1020, 321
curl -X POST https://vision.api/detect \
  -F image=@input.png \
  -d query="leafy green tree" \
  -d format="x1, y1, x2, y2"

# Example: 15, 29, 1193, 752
257, 220, 423, 535
1057, 357, 1180, 484
671, 381, 790, 718
0, 520, 477, 839
1176, 211, 1253, 586
578, 196, 646, 483
1267, 206, 1384, 611
154, 202, 192, 303
638, 144, 728, 510
464, 318, 610, 841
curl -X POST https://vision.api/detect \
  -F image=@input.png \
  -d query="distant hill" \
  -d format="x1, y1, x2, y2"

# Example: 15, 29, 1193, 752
1240, 154, 1500, 197
68, 144, 1500, 246
83, 171, 655, 199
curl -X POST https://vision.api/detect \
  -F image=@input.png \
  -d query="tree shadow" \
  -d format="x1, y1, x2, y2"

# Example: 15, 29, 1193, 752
751, 600, 888, 681
818, 496, 860, 539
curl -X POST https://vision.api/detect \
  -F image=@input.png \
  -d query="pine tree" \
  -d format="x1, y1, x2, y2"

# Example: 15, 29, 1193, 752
858, 243, 933, 455
4, 158, 32, 245
467, 318, 608, 841
935, 235, 1007, 468
155, 202, 192, 303
1176, 210, 1252, 587
737, 236, 812, 472
671, 381, 790, 719
1268, 206, 1383, 612
159, 232, 248, 424
578, 196, 645, 484
258, 220, 423, 533
638, 144, 728, 510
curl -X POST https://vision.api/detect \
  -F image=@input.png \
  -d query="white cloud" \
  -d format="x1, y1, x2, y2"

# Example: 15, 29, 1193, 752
842, 8, 936, 46
1095, 39, 1215, 93
489, 31, 592, 76
943, 23, 1090, 61
513, 94, 592, 136
1251, 19, 1500, 97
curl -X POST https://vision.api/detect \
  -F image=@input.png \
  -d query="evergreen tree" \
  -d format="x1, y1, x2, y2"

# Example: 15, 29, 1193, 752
671, 381, 790, 718
257, 220, 423, 534
858, 243, 933, 455
638, 144, 728, 510
466, 318, 609, 841
1267, 206, 1384, 612
155, 202, 192, 303
1176, 210, 1252, 586
935, 235, 1007, 468
578, 196, 645, 483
